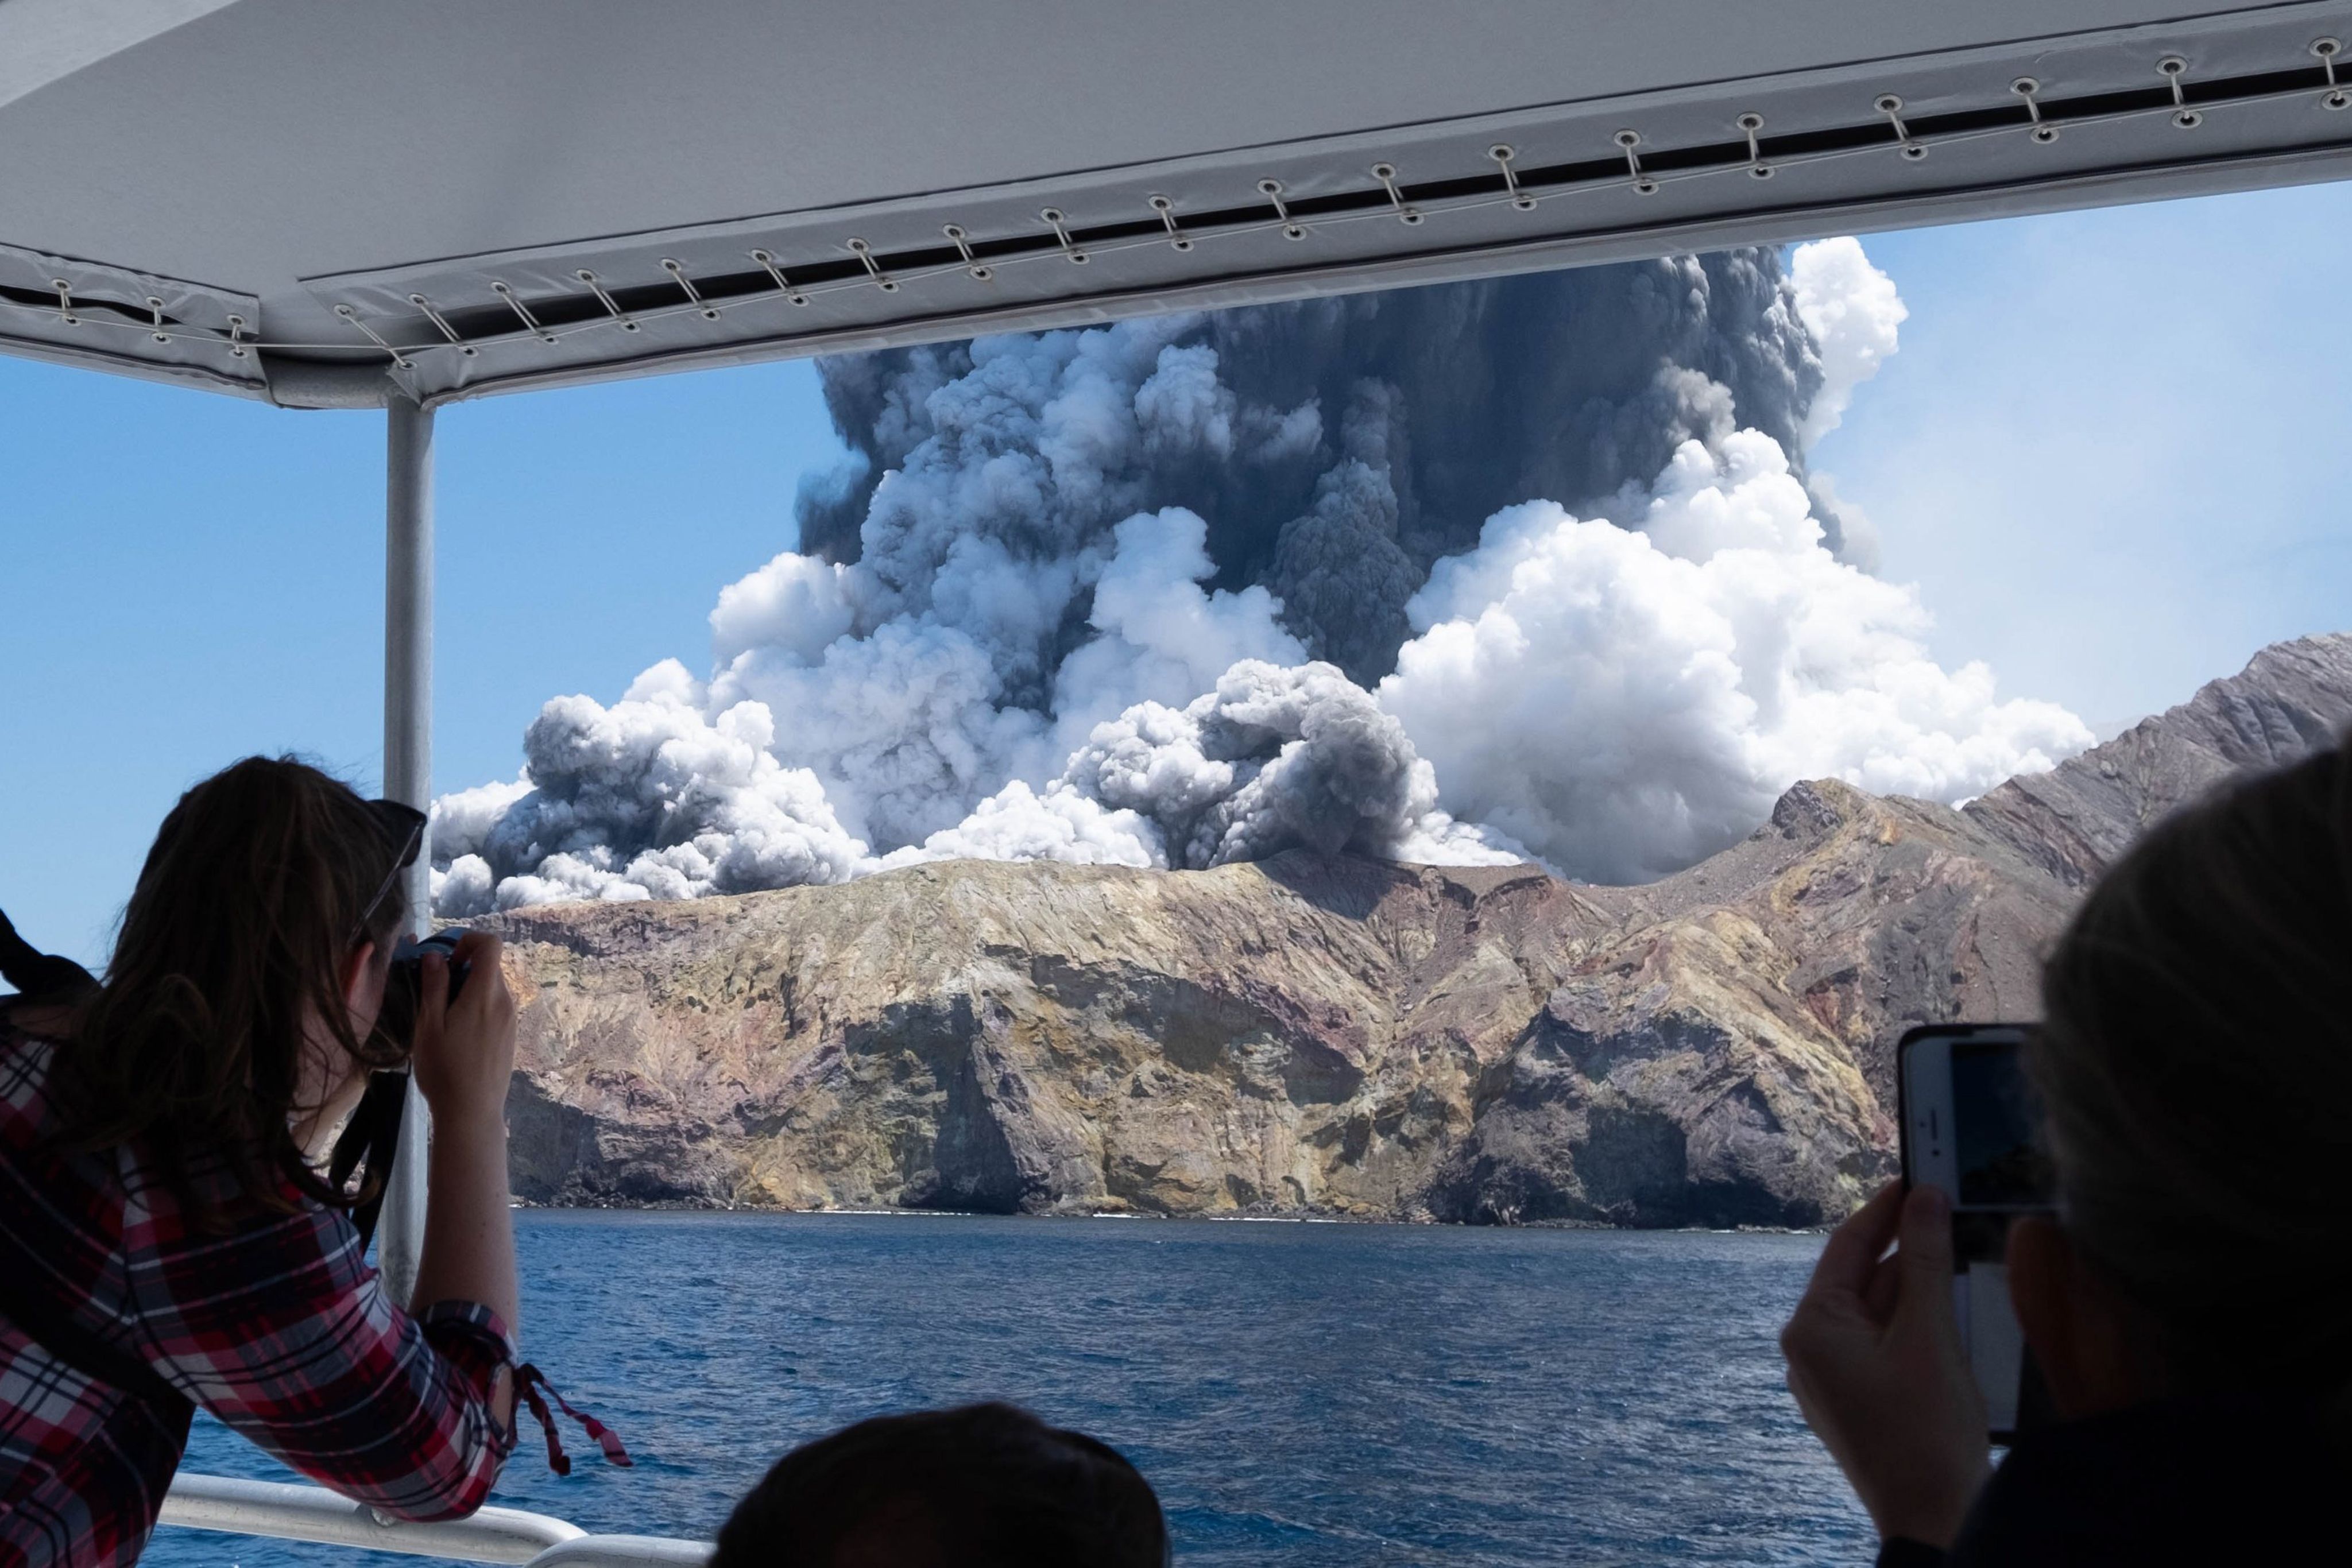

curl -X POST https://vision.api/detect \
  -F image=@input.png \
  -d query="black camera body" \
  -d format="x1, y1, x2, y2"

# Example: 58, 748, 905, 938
377, 927, 473, 1050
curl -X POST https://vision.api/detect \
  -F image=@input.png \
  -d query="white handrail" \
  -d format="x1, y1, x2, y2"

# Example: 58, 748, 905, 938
511, 1537, 714, 1567
159, 1472, 711, 1567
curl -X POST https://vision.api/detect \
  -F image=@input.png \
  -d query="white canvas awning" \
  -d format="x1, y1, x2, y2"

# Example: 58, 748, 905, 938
3, 0, 2347, 409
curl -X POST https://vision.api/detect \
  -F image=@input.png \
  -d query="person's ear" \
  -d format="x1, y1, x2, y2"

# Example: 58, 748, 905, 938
2008, 1216, 2151, 1419
341, 939, 378, 1014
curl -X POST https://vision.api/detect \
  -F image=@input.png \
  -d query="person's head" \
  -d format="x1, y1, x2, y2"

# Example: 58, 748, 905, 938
64, 755, 419, 1209
2011, 737, 2352, 1415
710, 1402, 1169, 1568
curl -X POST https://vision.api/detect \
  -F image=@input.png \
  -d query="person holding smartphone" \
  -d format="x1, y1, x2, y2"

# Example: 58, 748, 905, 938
0, 757, 525, 1567
1779, 737, 2352, 1562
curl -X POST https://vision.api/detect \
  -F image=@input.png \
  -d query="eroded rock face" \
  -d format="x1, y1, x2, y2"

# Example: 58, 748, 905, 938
488, 633, 2351, 1225
486, 787, 2052, 1226
1426, 781, 2069, 1225
494, 857, 1577, 1216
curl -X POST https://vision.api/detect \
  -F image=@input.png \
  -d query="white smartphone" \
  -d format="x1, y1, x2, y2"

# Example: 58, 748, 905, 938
1897, 1023, 2057, 1443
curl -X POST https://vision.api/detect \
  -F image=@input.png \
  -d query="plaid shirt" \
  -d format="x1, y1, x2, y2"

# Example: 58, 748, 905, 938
0, 1019, 516, 1568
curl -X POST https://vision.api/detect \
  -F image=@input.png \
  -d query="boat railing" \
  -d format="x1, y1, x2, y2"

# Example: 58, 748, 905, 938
160, 1472, 711, 1567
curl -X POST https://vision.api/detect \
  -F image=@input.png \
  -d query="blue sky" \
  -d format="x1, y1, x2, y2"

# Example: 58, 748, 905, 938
5, 179, 2348, 966
1820, 180, 2352, 734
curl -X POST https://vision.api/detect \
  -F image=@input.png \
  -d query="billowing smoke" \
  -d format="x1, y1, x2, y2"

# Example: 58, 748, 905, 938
433, 237, 2088, 914
1379, 431, 2087, 882
884, 658, 1517, 875
793, 245, 1836, 690
431, 664, 866, 908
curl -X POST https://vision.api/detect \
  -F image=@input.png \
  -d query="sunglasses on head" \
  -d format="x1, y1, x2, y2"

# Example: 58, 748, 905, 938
354, 799, 427, 944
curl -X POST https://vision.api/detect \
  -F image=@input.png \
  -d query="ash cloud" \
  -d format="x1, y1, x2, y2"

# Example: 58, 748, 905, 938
434, 237, 2088, 915
881, 659, 1516, 877
796, 248, 1836, 684
432, 661, 866, 911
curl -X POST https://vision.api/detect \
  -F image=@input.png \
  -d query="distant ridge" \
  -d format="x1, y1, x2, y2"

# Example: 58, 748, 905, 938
1965, 633, 2352, 886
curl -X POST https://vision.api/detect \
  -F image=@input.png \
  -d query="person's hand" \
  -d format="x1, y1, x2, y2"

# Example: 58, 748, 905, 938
1781, 1181, 1990, 1548
408, 931, 516, 1133
405, 931, 523, 1347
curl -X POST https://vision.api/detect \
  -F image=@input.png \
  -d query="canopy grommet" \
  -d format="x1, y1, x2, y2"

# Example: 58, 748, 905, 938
145, 296, 170, 343
845, 238, 899, 292
2157, 56, 2202, 127
1734, 114, 1773, 177
409, 294, 479, 357
1370, 162, 1423, 224
1256, 179, 1307, 241
576, 270, 639, 332
1613, 130, 1659, 194
1039, 208, 1089, 264
50, 279, 78, 327
942, 224, 993, 281
2314, 38, 2347, 110
749, 251, 809, 306
490, 281, 557, 344
1487, 145, 1538, 210
1148, 195, 1194, 251
2011, 78, 2059, 142
1874, 95, 1928, 159
660, 258, 721, 321
335, 303, 415, 369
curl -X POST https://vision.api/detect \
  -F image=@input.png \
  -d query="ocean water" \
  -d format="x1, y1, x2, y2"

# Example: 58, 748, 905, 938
157, 1212, 1871, 1566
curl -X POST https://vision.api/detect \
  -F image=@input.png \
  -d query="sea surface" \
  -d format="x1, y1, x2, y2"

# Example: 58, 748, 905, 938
156, 1211, 1871, 1566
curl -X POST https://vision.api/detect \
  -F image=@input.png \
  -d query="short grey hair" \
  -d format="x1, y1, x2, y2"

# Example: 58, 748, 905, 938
2033, 735, 2352, 1391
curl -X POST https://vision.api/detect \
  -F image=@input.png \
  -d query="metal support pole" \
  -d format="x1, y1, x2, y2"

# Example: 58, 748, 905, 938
378, 395, 435, 1304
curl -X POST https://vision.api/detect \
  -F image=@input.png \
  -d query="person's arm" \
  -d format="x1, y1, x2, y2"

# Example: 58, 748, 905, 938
1779, 1181, 1991, 1551
405, 932, 521, 1343
129, 1174, 517, 1521
130, 932, 526, 1521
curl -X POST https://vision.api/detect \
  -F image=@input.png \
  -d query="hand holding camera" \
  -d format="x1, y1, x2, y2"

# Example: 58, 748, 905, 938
390, 927, 524, 1354
403, 929, 517, 1132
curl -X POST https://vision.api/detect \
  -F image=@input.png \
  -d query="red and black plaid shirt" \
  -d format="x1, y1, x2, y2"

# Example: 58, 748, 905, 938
0, 1019, 516, 1567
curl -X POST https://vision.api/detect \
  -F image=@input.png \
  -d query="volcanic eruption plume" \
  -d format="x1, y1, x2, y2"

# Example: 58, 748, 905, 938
431, 238, 2088, 913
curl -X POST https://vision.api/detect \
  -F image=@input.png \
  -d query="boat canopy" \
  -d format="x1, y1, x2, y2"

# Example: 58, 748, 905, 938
8, 13, 2349, 1546
3, 0, 2349, 410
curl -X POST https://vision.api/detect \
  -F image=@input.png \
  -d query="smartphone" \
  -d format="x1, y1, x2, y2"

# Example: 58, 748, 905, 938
1897, 1023, 2057, 1443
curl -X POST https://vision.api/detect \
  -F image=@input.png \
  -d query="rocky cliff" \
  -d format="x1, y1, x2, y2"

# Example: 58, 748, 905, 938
1963, 632, 2352, 886
489, 634, 2351, 1226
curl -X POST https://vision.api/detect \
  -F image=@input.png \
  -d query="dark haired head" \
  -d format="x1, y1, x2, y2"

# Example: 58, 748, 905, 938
710, 1402, 1168, 1568
2033, 735, 2352, 1393
60, 755, 414, 1215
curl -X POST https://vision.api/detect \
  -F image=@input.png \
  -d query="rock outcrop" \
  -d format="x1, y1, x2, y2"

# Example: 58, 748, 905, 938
489, 633, 2351, 1225
1433, 781, 2074, 1222
1963, 632, 2352, 887
487, 783, 2056, 1227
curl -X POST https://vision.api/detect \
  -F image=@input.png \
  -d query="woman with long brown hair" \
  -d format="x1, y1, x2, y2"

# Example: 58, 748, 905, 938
0, 757, 532, 1566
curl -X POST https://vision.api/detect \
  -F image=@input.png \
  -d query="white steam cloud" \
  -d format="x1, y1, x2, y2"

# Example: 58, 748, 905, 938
1790, 235, 1908, 448
1380, 431, 2089, 882
432, 238, 2088, 915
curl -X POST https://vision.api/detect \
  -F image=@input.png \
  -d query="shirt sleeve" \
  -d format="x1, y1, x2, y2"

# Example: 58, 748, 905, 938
124, 1183, 516, 1522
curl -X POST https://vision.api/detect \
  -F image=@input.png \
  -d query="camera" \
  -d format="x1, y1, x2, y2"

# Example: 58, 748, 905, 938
332, 930, 472, 1246
376, 927, 473, 1051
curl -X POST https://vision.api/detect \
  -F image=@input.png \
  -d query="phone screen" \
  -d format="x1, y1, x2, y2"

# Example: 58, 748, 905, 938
1900, 1025, 2056, 1442
1951, 1039, 2052, 1208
